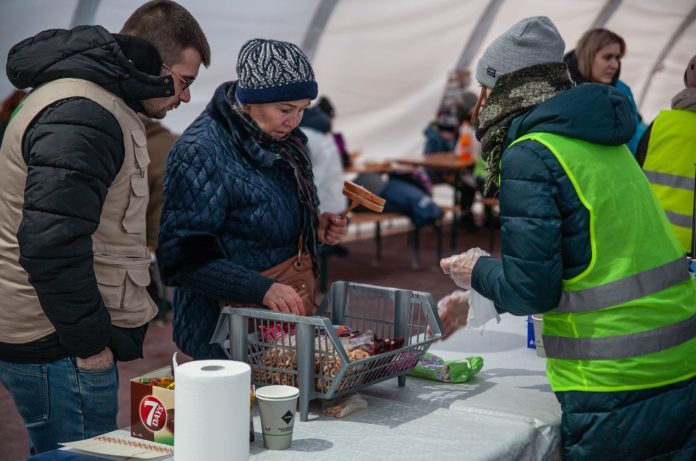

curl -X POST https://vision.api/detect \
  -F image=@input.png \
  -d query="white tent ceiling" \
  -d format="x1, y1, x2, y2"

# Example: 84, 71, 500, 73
1, 0, 694, 161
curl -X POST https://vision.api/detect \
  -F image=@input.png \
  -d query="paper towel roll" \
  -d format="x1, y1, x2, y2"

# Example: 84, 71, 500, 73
174, 360, 251, 461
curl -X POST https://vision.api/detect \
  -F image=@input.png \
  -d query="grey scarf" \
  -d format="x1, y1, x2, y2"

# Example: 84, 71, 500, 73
476, 63, 574, 194
671, 87, 696, 111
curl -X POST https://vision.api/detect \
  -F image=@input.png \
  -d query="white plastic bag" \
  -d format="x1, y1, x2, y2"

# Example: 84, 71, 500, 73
468, 288, 500, 328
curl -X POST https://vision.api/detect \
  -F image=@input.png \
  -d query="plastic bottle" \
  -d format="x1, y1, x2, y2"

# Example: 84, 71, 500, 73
455, 122, 476, 164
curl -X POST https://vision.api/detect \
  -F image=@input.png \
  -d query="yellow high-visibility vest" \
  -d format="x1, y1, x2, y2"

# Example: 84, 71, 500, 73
643, 109, 696, 253
510, 132, 696, 392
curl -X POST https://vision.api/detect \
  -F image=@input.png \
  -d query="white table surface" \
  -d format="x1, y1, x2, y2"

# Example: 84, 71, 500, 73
52, 314, 562, 461
249, 313, 562, 461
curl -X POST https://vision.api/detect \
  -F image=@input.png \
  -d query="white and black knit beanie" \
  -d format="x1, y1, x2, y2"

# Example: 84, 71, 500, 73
235, 38, 318, 104
476, 16, 565, 88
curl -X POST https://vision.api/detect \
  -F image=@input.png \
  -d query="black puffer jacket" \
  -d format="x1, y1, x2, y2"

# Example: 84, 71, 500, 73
0, 25, 172, 363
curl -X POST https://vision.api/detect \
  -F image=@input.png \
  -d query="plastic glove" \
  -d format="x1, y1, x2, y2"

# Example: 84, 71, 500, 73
440, 247, 489, 290
436, 290, 470, 337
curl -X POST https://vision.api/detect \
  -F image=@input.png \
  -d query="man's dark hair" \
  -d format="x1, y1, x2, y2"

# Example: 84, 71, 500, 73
120, 0, 211, 67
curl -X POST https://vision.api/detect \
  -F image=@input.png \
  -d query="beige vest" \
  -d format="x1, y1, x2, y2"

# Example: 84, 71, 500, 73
0, 78, 157, 343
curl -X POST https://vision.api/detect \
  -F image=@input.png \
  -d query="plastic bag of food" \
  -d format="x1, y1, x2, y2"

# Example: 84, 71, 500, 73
407, 352, 483, 383
321, 393, 368, 418
344, 330, 375, 353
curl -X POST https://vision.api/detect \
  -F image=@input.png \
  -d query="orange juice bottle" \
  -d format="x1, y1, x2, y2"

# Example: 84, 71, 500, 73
456, 127, 473, 164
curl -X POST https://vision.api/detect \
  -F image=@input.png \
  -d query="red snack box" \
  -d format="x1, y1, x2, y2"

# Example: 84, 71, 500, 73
130, 367, 175, 446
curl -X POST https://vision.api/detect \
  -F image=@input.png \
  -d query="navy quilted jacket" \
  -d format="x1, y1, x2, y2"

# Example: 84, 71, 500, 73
157, 82, 317, 359
471, 83, 636, 314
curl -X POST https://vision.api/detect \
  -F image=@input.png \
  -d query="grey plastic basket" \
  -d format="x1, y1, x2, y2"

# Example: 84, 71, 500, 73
211, 281, 444, 421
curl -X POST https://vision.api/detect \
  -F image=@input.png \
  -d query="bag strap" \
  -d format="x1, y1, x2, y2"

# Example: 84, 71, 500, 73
295, 233, 304, 268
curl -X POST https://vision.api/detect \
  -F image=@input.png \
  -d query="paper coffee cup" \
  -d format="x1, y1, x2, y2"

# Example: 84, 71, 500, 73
255, 385, 299, 450
531, 315, 545, 358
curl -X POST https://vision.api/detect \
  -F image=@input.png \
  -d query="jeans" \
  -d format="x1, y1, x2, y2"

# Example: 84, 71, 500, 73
0, 356, 118, 454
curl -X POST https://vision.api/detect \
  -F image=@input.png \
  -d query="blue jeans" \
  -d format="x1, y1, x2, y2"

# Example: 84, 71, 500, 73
0, 356, 118, 454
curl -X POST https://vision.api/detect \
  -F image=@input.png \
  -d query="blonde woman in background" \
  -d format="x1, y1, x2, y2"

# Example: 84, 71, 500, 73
564, 28, 647, 153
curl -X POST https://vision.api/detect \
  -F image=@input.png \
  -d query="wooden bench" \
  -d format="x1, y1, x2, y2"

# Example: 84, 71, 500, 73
347, 211, 403, 261
319, 211, 446, 291
438, 204, 461, 251
348, 211, 446, 269
319, 212, 403, 292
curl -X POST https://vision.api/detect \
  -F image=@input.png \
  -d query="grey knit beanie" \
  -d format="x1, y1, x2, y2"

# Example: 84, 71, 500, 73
476, 16, 565, 88
235, 38, 318, 104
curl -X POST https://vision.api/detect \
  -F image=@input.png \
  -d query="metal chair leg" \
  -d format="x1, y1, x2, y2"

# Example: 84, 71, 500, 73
411, 227, 420, 270
375, 221, 382, 261
434, 222, 443, 264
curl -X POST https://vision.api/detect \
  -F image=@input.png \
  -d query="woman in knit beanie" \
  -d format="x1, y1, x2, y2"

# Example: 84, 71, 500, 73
438, 16, 696, 460
157, 38, 346, 360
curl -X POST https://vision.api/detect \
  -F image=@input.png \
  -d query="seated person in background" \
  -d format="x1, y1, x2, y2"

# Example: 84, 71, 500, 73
313, 97, 443, 228
635, 54, 696, 255
454, 91, 486, 230
316, 96, 351, 169
300, 100, 348, 214
422, 107, 461, 186
423, 97, 479, 231
423, 107, 459, 155
453, 92, 481, 163
300, 100, 351, 258
353, 170, 443, 228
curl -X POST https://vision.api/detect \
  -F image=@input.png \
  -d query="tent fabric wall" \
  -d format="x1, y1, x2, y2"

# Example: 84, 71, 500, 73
1, 0, 694, 162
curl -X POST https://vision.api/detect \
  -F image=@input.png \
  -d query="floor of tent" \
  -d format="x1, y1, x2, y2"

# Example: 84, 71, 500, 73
0, 222, 499, 461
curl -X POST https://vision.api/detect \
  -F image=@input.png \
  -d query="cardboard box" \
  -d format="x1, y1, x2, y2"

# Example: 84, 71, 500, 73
130, 367, 175, 446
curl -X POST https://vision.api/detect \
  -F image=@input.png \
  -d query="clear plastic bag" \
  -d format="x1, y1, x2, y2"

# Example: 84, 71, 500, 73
468, 288, 499, 328
336, 330, 375, 354
321, 393, 368, 418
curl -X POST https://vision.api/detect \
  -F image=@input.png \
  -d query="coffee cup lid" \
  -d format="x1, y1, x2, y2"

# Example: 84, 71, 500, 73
255, 385, 299, 400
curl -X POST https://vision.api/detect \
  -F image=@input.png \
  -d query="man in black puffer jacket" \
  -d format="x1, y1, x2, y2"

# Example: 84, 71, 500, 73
0, 1, 209, 454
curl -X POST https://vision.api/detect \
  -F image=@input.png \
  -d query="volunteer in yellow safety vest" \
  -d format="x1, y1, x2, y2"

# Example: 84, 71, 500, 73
636, 53, 696, 254
438, 17, 696, 461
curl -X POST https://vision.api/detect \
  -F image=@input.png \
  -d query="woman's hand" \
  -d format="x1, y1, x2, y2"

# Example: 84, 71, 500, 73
263, 282, 305, 315
437, 290, 471, 337
318, 212, 347, 245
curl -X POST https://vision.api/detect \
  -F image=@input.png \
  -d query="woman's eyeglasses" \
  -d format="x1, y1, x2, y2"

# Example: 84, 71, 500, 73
162, 63, 194, 90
